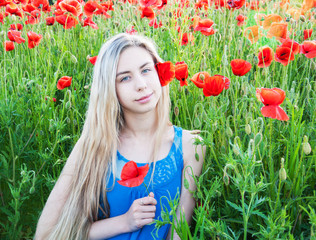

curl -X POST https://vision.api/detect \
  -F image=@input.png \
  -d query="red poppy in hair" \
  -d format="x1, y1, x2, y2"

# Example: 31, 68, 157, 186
46, 16, 55, 25
117, 161, 149, 187
4, 41, 14, 51
27, 31, 42, 49
190, 72, 209, 88
257, 46, 274, 68
279, 39, 300, 55
203, 75, 230, 97
300, 41, 316, 59
9, 23, 23, 30
304, 29, 313, 40
155, 61, 175, 86
230, 59, 252, 76
275, 46, 295, 65
88, 55, 97, 65
57, 76, 72, 90
7, 30, 25, 44
175, 61, 188, 87
256, 88, 289, 121
227, 0, 246, 9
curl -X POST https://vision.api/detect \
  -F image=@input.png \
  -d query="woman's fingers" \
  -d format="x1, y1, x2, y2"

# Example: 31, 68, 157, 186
140, 194, 157, 206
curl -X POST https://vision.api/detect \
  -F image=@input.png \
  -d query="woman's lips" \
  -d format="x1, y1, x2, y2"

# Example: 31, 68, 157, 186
136, 93, 153, 103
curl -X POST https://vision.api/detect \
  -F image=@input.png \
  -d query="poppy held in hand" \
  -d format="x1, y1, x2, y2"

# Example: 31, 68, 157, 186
57, 76, 72, 90
256, 88, 289, 121
230, 59, 252, 76
117, 161, 149, 187
175, 61, 188, 87
155, 61, 175, 86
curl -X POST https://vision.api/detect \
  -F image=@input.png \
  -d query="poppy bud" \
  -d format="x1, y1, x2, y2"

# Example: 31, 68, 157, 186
70, 54, 77, 64
279, 158, 287, 181
226, 127, 233, 137
223, 171, 230, 186
65, 101, 71, 109
245, 124, 251, 135
199, 74, 205, 81
307, 83, 311, 92
254, 132, 262, 146
233, 144, 240, 156
174, 106, 179, 116
29, 186, 35, 194
299, 16, 306, 22
302, 135, 311, 155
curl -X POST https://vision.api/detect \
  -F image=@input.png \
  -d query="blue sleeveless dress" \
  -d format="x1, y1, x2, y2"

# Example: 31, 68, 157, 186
98, 126, 183, 240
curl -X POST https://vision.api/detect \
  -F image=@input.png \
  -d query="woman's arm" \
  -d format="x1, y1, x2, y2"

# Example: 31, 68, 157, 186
34, 138, 83, 240
166, 130, 205, 240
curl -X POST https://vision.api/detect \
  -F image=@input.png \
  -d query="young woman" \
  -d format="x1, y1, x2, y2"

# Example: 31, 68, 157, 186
35, 33, 205, 240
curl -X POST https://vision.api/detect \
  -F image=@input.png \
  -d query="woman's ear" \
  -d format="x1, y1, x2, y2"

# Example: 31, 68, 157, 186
155, 62, 175, 86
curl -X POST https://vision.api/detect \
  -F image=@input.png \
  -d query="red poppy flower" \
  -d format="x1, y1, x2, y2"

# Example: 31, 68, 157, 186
236, 14, 247, 26
258, 46, 274, 68
4, 41, 14, 51
139, 0, 162, 7
57, 76, 72, 90
304, 29, 313, 40
194, 19, 215, 36
300, 41, 316, 59
59, 0, 82, 17
181, 32, 194, 46
55, 14, 78, 29
117, 161, 149, 188
7, 30, 25, 44
9, 23, 23, 30
190, 72, 209, 88
175, 61, 188, 87
126, 26, 137, 35
230, 59, 252, 76
155, 61, 175, 87
149, 18, 162, 28
279, 39, 300, 55
256, 88, 289, 121
275, 46, 295, 66
83, 17, 98, 29
203, 75, 230, 97
33, 0, 50, 12
46, 16, 55, 25
227, 0, 245, 9
6, 4, 24, 18
84, 1, 102, 17
140, 6, 155, 20
88, 55, 97, 65
0, 13, 4, 24
27, 31, 42, 49
267, 22, 288, 41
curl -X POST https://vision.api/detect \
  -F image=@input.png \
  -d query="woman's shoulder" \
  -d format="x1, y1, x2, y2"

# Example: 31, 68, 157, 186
180, 128, 205, 169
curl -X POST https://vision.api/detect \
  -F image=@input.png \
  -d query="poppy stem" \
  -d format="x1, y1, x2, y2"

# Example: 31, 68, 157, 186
142, 182, 150, 196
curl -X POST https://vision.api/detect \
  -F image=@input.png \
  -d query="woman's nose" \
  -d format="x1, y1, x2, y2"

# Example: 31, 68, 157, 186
135, 74, 147, 91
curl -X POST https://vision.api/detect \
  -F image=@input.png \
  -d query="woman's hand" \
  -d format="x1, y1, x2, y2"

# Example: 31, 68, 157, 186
124, 192, 157, 232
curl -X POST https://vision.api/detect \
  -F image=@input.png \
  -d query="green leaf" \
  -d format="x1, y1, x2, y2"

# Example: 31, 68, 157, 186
226, 200, 243, 213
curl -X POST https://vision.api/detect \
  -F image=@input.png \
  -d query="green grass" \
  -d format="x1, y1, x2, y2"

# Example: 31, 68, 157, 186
0, 0, 315, 239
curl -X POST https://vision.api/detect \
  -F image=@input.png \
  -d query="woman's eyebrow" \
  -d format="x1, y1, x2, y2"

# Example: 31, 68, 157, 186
116, 62, 152, 77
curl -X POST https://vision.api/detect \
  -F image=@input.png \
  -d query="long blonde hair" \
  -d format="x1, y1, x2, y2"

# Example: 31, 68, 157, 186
47, 33, 171, 239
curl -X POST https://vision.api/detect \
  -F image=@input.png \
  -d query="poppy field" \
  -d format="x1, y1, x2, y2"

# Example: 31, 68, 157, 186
1, 0, 316, 239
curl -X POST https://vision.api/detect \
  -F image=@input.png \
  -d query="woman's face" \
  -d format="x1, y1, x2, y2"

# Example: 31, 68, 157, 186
115, 46, 162, 116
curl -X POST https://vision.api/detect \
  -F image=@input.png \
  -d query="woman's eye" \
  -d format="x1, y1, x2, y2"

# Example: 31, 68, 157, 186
121, 76, 130, 82
142, 68, 151, 73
